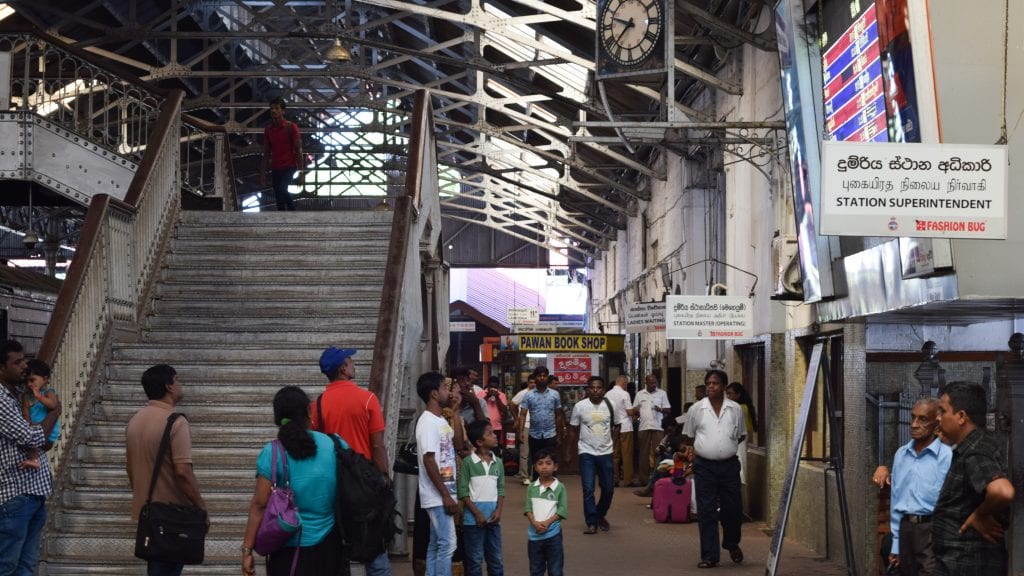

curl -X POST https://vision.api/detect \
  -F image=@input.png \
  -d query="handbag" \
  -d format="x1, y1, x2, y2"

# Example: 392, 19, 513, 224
134, 413, 208, 565
254, 440, 302, 555
254, 440, 302, 575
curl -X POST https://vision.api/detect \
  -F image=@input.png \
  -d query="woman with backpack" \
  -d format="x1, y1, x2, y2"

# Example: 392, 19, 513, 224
241, 386, 342, 575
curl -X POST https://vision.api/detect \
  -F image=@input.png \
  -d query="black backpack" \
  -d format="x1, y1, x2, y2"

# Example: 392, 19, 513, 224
318, 397, 403, 563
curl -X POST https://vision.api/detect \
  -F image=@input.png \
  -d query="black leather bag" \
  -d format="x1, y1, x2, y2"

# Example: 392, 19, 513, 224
134, 413, 208, 565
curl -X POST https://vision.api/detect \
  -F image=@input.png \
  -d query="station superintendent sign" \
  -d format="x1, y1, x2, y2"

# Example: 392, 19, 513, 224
821, 141, 1007, 239
666, 296, 753, 340
511, 333, 625, 353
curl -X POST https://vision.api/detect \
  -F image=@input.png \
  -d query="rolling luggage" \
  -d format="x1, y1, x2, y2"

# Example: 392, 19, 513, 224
652, 476, 691, 523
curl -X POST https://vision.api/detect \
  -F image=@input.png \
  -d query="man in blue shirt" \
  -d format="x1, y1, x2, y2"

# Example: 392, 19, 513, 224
872, 397, 952, 576
517, 366, 566, 481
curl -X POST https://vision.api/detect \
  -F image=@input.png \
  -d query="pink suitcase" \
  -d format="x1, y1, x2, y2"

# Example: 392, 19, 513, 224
652, 477, 691, 523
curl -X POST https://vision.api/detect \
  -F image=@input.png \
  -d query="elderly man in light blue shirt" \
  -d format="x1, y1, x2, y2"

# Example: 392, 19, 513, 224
873, 397, 952, 576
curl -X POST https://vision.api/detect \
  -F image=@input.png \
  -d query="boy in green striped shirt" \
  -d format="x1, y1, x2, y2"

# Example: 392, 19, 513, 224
524, 448, 568, 576
458, 420, 505, 576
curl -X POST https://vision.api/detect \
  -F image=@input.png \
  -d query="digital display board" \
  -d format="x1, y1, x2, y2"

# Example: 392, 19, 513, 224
821, 3, 889, 142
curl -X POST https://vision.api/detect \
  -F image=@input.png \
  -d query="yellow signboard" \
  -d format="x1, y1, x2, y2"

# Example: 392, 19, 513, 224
510, 333, 625, 353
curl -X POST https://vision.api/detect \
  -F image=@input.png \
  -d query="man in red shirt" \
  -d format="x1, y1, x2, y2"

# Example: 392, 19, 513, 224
310, 346, 393, 575
260, 97, 302, 211
311, 347, 389, 475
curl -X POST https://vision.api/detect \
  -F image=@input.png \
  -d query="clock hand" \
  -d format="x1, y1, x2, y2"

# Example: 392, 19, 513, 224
612, 16, 633, 26
614, 17, 635, 44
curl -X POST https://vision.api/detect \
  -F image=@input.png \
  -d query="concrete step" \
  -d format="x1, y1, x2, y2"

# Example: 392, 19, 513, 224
44, 535, 252, 566
95, 381, 338, 406
59, 487, 265, 513
144, 314, 380, 332
109, 343, 364, 363
147, 298, 379, 317
88, 401, 332, 425
178, 209, 392, 227
104, 358, 374, 381
159, 267, 386, 285
166, 237, 390, 254
136, 329, 377, 346
151, 282, 384, 299
70, 463, 271, 489
54, 510, 248, 536
83, 423, 281, 445
163, 251, 390, 269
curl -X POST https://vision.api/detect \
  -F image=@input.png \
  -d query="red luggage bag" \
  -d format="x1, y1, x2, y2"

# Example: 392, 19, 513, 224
652, 476, 691, 523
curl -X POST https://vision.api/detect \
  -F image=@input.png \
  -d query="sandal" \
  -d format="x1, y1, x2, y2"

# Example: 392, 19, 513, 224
583, 525, 598, 534
697, 561, 718, 569
729, 547, 744, 564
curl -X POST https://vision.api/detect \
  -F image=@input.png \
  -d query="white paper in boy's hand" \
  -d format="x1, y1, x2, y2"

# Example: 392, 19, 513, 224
531, 498, 557, 523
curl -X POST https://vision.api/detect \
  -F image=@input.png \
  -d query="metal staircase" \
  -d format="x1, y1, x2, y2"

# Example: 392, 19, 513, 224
42, 210, 393, 574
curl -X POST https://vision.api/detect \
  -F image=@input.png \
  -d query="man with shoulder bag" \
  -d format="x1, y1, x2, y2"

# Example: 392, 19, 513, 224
126, 365, 208, 576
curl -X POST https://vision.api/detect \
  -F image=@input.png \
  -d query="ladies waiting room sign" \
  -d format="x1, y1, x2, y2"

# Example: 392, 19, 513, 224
820, 141, 1007, 239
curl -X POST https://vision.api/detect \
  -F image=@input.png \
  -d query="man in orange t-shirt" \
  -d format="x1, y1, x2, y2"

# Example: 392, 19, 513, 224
310, 346, 393, 575
310, 347, 388, 474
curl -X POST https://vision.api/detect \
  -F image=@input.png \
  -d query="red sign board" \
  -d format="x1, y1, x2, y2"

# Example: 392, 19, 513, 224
552, 354, 596, 385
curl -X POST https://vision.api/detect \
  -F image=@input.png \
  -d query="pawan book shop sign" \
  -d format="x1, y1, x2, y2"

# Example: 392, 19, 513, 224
820, 141, 1007, 239
666, 296, 753, 340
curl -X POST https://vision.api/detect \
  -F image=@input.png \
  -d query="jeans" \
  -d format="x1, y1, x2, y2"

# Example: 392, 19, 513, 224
527, 532, 563, 576
0, 494, 47, 576
425, 506, 457, 576
579, 453, 614, 527
365, 551, 392, 576
147, 560, 184, 576
694, 456, 742, 564
463, 522, 503, 576
270, 168, 297, 211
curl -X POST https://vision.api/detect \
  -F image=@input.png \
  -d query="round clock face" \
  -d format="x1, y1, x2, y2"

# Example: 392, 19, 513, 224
599, 0, 664, 67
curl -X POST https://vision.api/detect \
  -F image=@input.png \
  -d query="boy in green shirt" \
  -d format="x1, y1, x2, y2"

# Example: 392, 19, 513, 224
524, 448, 568, 576
458, 420, 505, 576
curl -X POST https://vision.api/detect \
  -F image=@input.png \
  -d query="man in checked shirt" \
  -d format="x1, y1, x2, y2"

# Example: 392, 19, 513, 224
0, 339, 57, 575
931, 382, 1015, 576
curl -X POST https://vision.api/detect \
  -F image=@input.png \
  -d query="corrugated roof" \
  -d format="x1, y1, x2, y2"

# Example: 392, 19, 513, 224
464, 269, 545, 329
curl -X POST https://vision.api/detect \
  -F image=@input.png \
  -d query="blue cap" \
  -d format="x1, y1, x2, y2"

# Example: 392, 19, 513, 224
319, 347, 357, 375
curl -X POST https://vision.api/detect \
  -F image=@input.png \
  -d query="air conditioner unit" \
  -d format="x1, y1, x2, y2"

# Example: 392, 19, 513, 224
771, 234, 803, 300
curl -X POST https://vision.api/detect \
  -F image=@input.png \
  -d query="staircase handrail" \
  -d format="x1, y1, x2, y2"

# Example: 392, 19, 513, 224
369, 90, 437, 455
37, 89, 185, 475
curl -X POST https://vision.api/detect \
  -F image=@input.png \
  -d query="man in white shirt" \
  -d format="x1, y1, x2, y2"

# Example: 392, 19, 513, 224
568, 376, 620, 534
511, 376, 536, 485
682, 369, 746, 569
604, 374, 636, 487
632, 373, 671, 485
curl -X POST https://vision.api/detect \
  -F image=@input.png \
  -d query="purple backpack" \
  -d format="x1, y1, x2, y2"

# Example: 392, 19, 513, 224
254, 440, 302, 564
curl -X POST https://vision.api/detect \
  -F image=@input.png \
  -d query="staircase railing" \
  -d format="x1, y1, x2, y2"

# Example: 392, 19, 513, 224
0, 29, 232, 206
369, 89, 444, 455
37, 89, 184, 475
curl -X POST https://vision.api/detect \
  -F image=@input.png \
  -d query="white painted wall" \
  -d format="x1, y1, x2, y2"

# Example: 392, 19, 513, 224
929, 0, 1024, 297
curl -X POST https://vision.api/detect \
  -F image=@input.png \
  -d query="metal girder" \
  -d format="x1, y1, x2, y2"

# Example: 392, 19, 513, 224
442, 213, 586, 267
676, 0, 777, 53
4, 0, 777, 267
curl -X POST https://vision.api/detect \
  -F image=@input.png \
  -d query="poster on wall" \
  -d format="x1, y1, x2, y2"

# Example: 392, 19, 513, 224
820, 140, 1007, 239
552, 354, 598, 385
665, 296, 753, 340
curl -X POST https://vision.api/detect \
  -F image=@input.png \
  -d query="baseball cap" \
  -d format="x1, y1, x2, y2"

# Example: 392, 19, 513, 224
319, 347, 357, 374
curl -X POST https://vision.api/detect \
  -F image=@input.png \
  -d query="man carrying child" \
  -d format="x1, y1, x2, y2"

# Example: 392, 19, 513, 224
458, 420, 505, 576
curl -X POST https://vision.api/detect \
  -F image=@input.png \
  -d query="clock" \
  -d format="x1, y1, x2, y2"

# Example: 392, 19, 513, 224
596, 0, 666, 77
